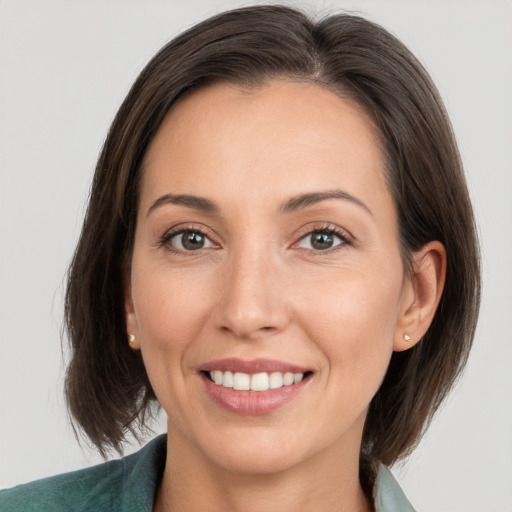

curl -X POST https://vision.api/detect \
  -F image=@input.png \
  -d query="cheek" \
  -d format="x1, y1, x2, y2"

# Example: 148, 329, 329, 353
129, 259, 219, 406
297, 264, 402, 390
129, 261, 220, 422
299, 259, 402, 337
131, 259, 213, 346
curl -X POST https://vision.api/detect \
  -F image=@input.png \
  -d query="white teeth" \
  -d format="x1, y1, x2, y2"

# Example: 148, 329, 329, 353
223, 371, 234, 388
250, 372, 269, 391
269, 372, 283, 389
283, 372, 294, 386
233, 372, 251, 390
208, 370, 306, 391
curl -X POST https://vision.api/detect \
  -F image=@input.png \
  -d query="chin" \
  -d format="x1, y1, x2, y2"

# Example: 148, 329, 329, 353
199, 426, 310, 475
211, 447, 302, 475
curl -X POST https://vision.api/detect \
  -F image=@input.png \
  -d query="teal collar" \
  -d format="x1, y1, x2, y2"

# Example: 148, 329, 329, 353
375, 464, 416, 511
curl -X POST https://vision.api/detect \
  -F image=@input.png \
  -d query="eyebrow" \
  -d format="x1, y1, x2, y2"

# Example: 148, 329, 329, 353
280, 189, 372, 216
146, 189, 372, 218
147, 193, 220, 217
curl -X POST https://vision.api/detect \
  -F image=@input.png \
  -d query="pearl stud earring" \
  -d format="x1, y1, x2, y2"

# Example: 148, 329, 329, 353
404, 334, 411, 342
128, 333, 136, 344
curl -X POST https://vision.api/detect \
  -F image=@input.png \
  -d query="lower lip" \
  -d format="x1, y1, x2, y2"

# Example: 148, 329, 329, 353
200, 373, 310, 415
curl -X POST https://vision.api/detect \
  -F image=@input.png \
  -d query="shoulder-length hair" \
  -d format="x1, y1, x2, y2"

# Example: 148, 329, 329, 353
65, 4, 480, 484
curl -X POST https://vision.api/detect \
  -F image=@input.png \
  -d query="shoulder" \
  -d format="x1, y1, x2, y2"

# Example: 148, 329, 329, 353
0, 457, 124, 512
374, 465, 416, 512
0, 435, 167, 512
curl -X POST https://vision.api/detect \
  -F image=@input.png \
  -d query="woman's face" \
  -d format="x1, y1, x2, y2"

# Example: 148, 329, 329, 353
126, 80, 415, 474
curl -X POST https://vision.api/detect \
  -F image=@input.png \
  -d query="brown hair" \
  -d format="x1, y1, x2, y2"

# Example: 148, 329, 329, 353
64, 4, 480, 485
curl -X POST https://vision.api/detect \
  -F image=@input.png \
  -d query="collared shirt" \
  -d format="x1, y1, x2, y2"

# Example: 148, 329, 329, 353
0, 435, 415, 511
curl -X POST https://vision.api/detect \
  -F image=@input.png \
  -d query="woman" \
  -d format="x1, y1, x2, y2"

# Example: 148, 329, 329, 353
0, 5, 480, 511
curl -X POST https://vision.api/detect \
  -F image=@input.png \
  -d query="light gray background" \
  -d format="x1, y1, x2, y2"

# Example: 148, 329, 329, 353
1, 1, 511, 511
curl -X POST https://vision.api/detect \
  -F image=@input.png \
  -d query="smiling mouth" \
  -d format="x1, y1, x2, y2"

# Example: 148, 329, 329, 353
203, 370, 314, 392
199, 359, 313, 414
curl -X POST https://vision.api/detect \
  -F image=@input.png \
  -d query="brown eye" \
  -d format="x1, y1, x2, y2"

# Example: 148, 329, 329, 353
298, 230, 345, 251
169, 230, 214, 251
311, 232, 334, 250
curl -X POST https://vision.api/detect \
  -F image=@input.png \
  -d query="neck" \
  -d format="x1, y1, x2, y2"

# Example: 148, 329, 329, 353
154, 427, 372, 512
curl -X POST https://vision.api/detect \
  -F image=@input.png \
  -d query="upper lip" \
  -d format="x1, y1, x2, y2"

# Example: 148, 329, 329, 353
200, 358, 311, 374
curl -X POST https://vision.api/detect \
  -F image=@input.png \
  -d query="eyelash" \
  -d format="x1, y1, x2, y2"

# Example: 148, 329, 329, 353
158, 223, 352, 256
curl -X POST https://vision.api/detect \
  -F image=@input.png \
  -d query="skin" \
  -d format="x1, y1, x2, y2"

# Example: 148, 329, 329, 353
125, 80, 446, 512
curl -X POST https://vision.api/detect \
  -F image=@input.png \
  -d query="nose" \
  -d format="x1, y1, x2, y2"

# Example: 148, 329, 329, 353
213, 247, 291, 341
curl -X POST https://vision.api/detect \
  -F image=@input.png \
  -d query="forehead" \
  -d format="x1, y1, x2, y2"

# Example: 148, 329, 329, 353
141, 80, 392, 219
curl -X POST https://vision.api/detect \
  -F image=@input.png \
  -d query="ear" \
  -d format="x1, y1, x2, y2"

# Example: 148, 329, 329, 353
123, 264, 140, 351
394, 241, 446, 352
